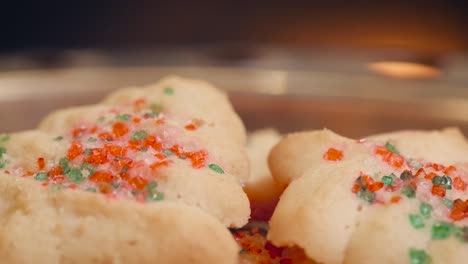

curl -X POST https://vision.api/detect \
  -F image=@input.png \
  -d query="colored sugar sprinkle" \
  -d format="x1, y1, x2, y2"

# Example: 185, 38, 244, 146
419, 203, 433, 218
0, 147, 6, 158
163, 87, 174, 95
131, 130, 147, 140
323, 147, 344, 161
4, 103, 213, 207
401, 185, 416, 198
146, 181, 158, 190
442, 198, 454, 209
400, 170, 413, 181
358, 189, 376, 204
0, 135, 10, 142
409, 248, 431, 264
385, 142, 400, 154
34, 172, 48, 181
150, 103, 162, 113
209, 164, 224, 174
146, 192, 164, 202
432, 222, 452, 240
409, 214, 425, 229
0, 160, 8, 168
162, 149, 173, 156
381, 175, 394, 186
115, 114, 131, 121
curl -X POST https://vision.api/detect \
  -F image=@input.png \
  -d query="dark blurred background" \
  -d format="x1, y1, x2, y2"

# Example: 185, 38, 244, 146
1, 1, 467, 54
1, 0, 468, 135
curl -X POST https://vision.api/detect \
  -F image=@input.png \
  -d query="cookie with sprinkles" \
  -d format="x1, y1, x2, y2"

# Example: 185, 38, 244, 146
268, 128, 468, 264
0, 76, 250, 263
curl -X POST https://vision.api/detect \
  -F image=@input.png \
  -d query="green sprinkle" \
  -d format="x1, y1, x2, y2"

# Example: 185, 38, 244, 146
97, 116, 105, 122
66, 168, 84, 183
239, 248, 248, 254
432, 176, 443, 185
432, 222, 452, 240
209, 164, 224, 174
131, 130, 147, 141
0, 147, 6, 158
442, 198, 454, 209
400, 171, 413, 181
0, 160, 8, 169
146, 192, 164, 202
163, 87, 174, 95
409, 214, 425, 229
110, 181, 120, 188
86, 187, 97, 193
358, 189, 376, 204
59, 158, 69, 167
51, 184, 64, 190
150, 103, 162, 113
409, 248, 431, 264
83, 148, 92, 156
162, 149, 173, 156
385, 142, 400, 154
420, 202, 433, 218
140, 147, 148, 152
401, 185, 416, 198
54, 136, 63, 141
34, 172, 48, 181
115, 114, 131, 121
87, 137, 97, 142
0, 135, 10, 142
121, 166, 130, 173
382, 175, 394, 186
356, 176, 366, 187
131, 190, 139, 196
146, 181, 158, 190
444, 176, 452, 190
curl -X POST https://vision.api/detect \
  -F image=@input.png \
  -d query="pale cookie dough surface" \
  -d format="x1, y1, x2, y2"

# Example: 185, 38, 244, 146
268, 128, 468, 264
245, 128, 283, 221
0, 172, 238, 264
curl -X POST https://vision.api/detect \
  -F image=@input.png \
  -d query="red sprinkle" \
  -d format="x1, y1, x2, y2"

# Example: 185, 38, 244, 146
454, 176, 467, 191
185, 123, 197, 131
449, 199, 468, 221
84, 148, 109, 165
369, 182, 384, 192
89, 171, 115, 183
128, 176, 148, 190
67, 140, 83, 160
431, 184, 446, 198
37, 157, 46, 170
390, 196, 402, 203
351, 183, 361, 193
323, 147, 344, 162
112, 122, 129, 137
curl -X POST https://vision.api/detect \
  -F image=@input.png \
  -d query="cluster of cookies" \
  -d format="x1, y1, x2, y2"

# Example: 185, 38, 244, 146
0, 76, 466, 263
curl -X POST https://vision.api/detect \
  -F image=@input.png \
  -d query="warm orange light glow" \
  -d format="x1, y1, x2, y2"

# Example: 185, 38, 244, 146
368, 61, 440, 79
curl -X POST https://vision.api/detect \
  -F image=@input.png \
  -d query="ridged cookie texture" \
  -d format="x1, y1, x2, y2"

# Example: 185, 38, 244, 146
268, 128, 468, 264
0, 173, 238, 264
0, 76, 251, 263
